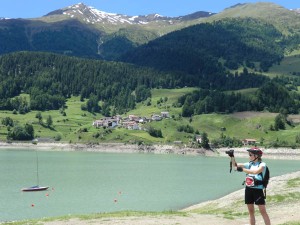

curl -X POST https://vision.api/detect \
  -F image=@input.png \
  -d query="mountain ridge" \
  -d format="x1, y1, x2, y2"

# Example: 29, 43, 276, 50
205, 2, 300, 34
41, 2, 215, 26
0, 2, 300, 61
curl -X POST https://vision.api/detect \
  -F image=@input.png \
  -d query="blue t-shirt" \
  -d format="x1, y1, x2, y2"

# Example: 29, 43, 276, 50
243, 161, 266, 189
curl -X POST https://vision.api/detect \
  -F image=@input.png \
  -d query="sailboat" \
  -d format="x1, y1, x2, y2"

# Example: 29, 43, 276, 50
22, 150, 49, 192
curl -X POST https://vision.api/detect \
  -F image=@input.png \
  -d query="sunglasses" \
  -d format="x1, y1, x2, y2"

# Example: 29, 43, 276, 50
249, 154, 254, 156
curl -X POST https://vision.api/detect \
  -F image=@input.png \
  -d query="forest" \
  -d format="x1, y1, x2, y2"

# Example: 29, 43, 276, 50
0, 51, 279, 116
121, 18, 285, 73
179, 81, 300, 117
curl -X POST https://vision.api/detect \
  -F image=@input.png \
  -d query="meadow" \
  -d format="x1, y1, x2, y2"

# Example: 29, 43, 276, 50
1, 85, 300, 147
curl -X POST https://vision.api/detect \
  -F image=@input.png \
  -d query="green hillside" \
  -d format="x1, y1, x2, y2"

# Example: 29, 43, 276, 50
0, 19, 101, 58
1, 3, 300, 67
268, 50, 300, 77
204, 2, 300, 35
121, 18, 284, 74
1, 88, 300, 148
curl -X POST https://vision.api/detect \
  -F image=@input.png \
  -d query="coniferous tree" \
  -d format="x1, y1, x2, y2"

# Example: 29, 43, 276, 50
2, 117, 14, 127
36, 112, 43, 125
201, 132, 210, 149
46, 115, 53, 128
274, 114, 286, 131
87, 94, 100, 113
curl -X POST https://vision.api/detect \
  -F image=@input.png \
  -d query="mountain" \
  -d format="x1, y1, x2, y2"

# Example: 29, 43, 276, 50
0, 3, 214, 59
120, 17, 284, 75
0, 2, 299, 61
37, 2, 215, 40
0, 18, 102, 58
292, 8, 300, 14
41, 3, 214, 28
43, 3, 165, 25
118, 2, 300, 74
205, 2, 300, 34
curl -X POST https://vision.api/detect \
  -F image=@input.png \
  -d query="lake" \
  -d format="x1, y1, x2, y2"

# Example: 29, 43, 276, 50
0, 149, 299, 222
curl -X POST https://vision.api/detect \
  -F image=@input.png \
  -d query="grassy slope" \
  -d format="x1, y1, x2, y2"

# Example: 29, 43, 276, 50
268, 50, 300, 77
203, 2, 300, 35
1, 86, 300, 146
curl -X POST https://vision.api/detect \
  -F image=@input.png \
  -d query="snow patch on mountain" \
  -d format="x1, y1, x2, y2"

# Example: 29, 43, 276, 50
291, 8, 300, 14
44, 3, 213, 25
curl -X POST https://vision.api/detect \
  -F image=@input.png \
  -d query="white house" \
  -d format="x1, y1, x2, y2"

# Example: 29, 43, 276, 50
93, 117, 120, 128
242, 139, 257, 146
122, 121, 140, 130
195, 135, 202, 144
161, 112, 170, 118
151, 114, 162, 121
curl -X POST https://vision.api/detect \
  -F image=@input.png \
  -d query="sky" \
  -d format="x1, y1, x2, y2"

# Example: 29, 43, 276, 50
0, 0, 299, 19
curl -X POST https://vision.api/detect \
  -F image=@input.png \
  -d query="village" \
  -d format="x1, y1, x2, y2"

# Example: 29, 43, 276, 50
92, 111, 170, 130
92, 112, 257, 146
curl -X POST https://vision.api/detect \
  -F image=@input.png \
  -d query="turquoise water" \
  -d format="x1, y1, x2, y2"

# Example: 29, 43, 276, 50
0, 149, 299, 222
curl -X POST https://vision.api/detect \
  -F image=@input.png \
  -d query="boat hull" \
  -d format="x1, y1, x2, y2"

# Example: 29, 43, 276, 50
22, 186, 49, 192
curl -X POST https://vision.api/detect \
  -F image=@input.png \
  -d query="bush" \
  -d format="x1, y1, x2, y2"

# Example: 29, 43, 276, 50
54, 134, 62, 141
7, 124, 34, 140
177, 124, 194, 133
1, 117, 14, 127
148, 126, 163, 138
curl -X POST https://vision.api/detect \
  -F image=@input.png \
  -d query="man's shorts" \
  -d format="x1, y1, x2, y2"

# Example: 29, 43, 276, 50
245, 187, 265, 205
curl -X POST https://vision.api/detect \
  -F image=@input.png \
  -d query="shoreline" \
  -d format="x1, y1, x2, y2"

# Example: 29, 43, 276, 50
179, 170, 300, 225
1, 141, 300, 160
217, 147, 300, 160
0, 141, 206, 155
182, 170, 300, 211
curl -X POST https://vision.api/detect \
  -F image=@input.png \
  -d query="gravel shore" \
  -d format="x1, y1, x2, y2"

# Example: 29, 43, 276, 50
1, 141, 300, 160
